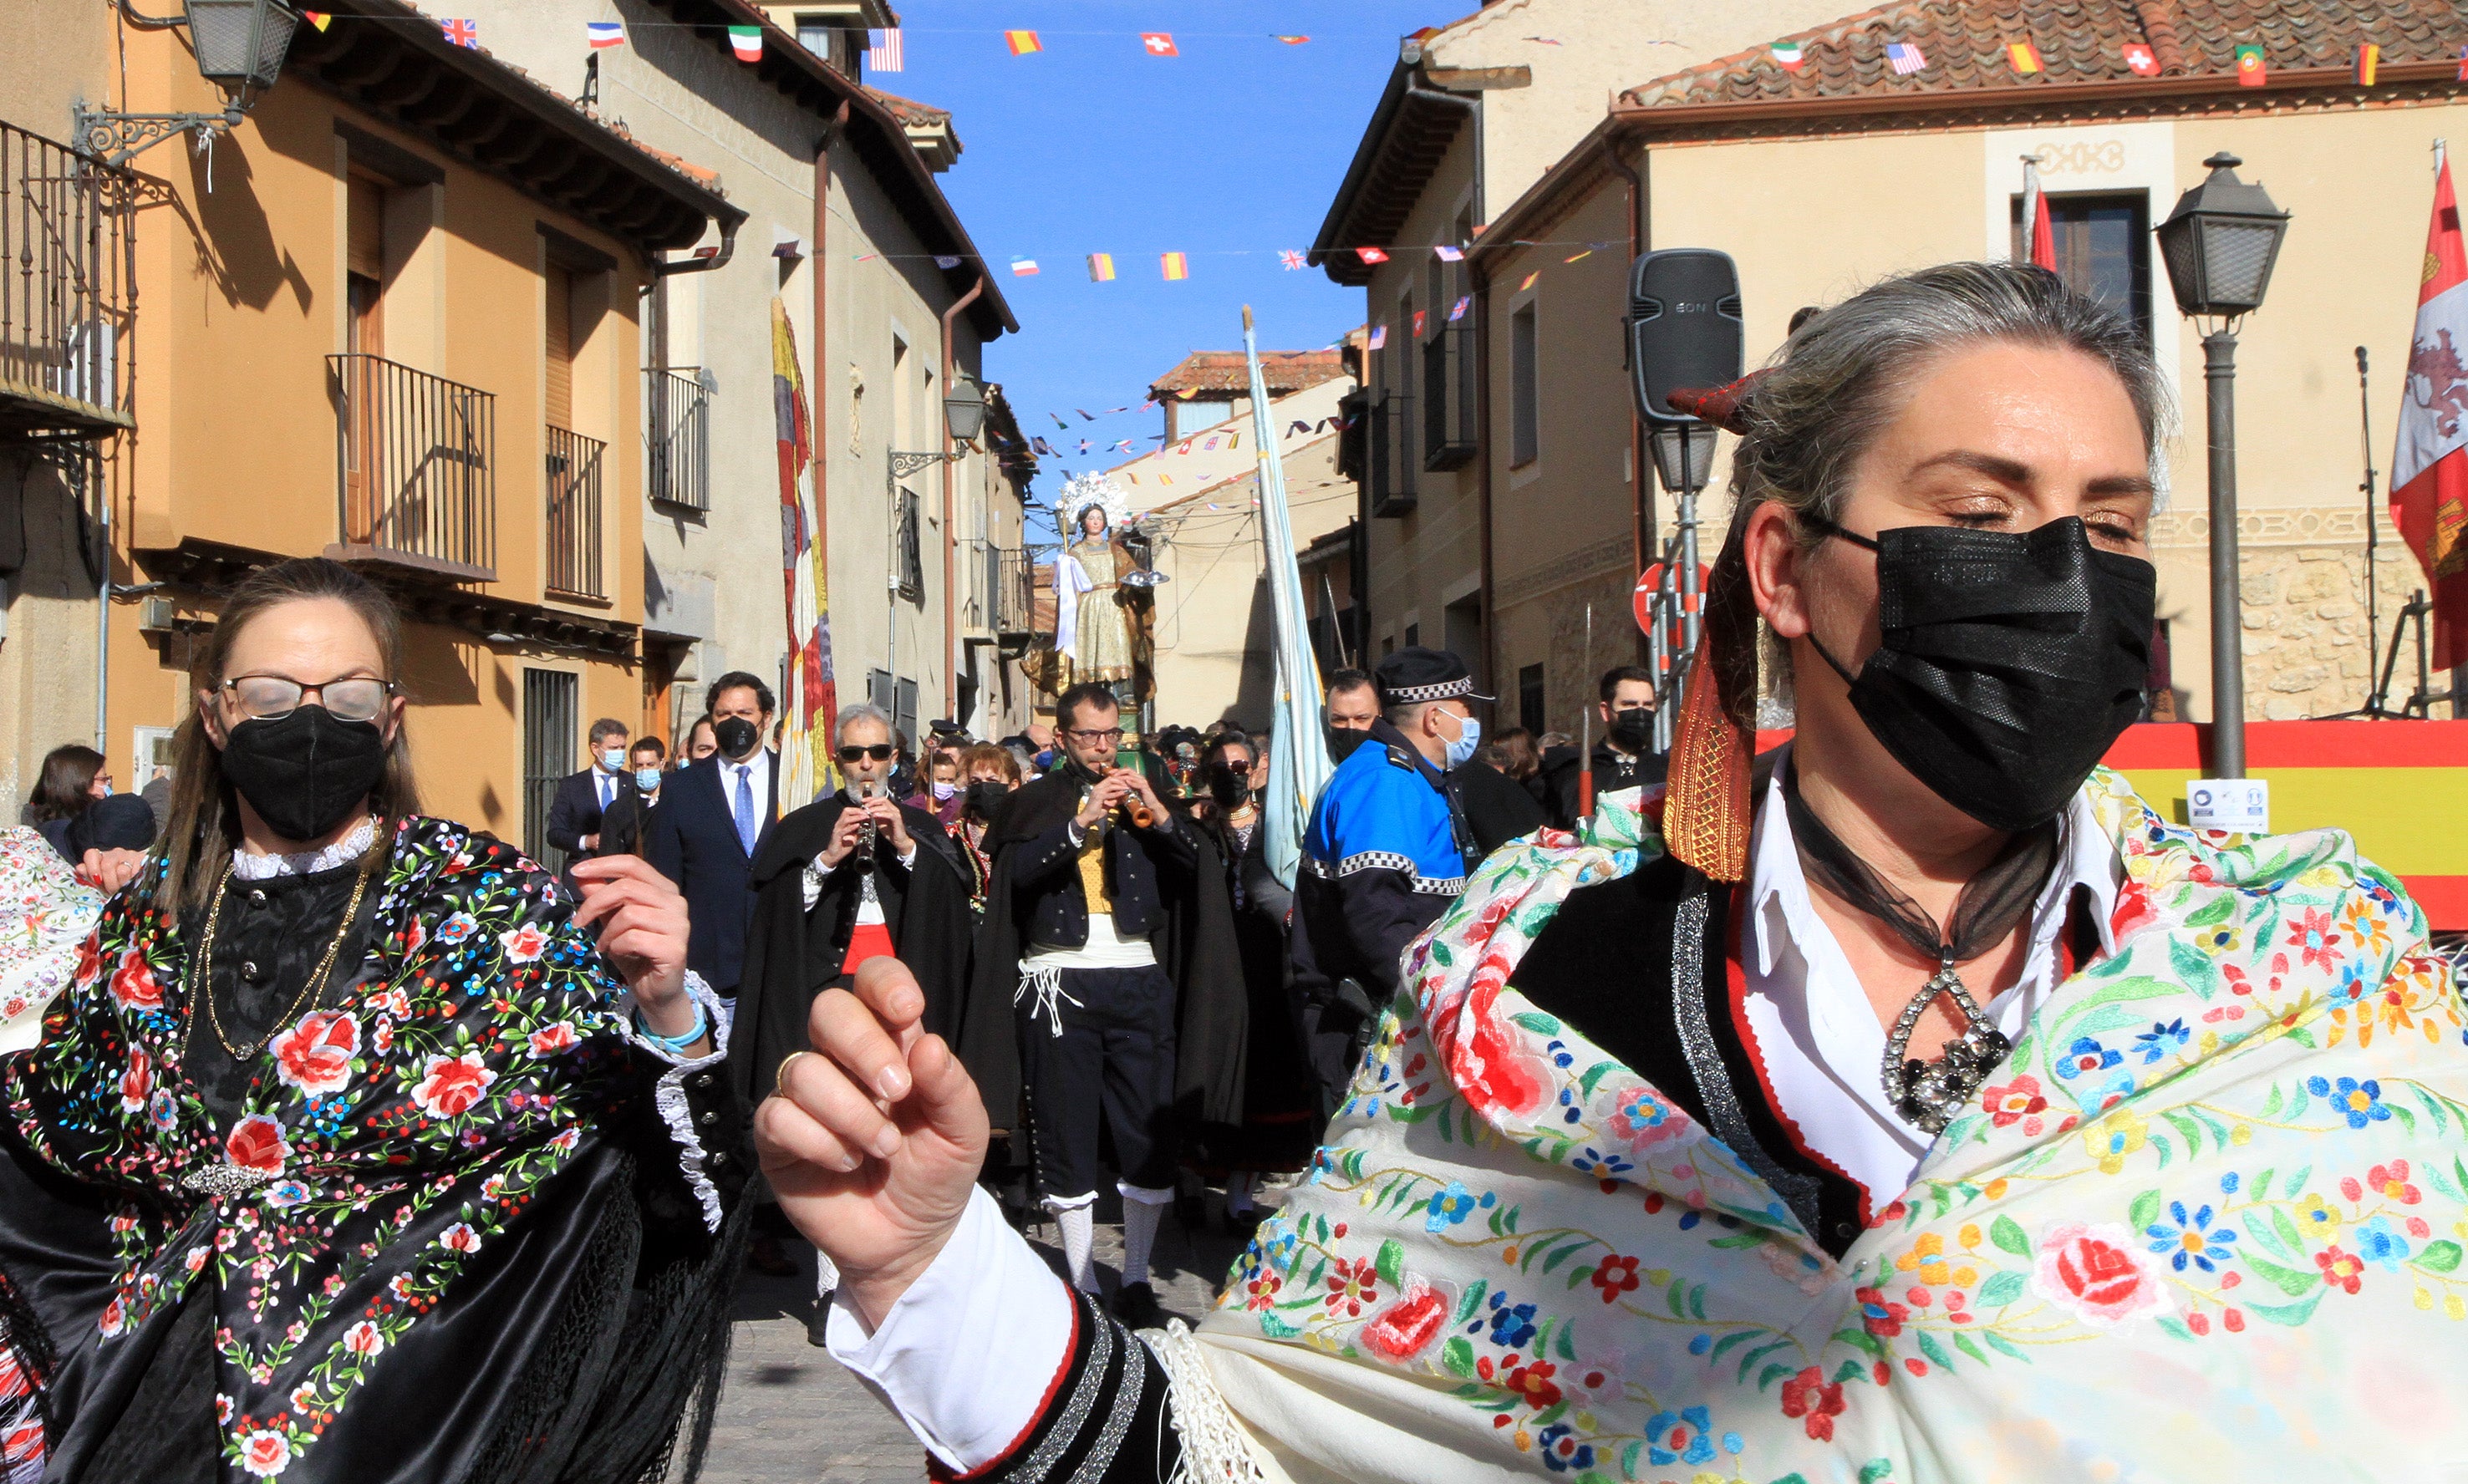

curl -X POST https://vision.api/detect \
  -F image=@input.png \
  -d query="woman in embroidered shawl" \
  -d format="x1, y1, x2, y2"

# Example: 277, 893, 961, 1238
755, 264, 2468, 1481
0, 558, 747, 1484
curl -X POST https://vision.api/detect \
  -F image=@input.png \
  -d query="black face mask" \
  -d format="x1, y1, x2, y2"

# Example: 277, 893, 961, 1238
218, 706, 391, 843
1607, 705, 1654, 750
713, 716, 761, 760
1326, 725, 1371, 764
1206, 767, 1249, 806
1801, 514, 2155, 831
964, 780, 1008, 818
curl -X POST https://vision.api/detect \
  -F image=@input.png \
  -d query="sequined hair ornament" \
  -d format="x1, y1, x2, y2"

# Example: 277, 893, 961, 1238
1658, 374, 1769, 883
1054, 472, 1131, 541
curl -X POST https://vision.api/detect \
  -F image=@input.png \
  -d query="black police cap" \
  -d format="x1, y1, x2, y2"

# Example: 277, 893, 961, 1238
1372, 647, 1494, 709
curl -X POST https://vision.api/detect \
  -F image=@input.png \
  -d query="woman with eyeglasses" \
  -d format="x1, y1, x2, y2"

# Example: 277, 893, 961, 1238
749, 264, 2468, 1481
0, 557, 744, 1484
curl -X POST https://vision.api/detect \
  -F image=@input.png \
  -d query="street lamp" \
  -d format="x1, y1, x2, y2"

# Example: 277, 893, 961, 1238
74, 0, 303, 165
943, 376, 989, 445
2155, 151, 2290, 790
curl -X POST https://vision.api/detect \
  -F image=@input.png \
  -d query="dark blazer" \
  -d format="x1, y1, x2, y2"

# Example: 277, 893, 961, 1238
598, 782, 658, 859
644, 752, 780, 993
1540, 741, 1669, 830
1005, 775, 1197, 949
545, 766, 622, 861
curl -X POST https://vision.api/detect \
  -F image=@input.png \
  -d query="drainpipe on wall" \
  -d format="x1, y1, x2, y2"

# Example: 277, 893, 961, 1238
940, 273, 985, 723
813, 101, 848, 739
1609, 135, 1650, 661
649, 214, 740, 279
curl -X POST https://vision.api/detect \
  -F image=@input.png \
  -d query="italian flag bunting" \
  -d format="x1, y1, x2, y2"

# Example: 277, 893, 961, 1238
2392, 144, 2468, 669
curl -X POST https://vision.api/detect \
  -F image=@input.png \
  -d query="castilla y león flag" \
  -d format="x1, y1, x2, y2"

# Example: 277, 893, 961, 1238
2394, 146, 2468, 669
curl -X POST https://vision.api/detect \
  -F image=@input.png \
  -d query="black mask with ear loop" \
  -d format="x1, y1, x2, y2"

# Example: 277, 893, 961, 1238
1797, 512, 2155, 831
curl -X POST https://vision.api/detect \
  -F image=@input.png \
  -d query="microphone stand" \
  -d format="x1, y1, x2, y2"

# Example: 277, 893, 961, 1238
2360, 346, 2383, 715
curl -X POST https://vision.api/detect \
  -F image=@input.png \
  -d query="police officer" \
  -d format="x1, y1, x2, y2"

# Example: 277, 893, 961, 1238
1290, 647, 1487, 1116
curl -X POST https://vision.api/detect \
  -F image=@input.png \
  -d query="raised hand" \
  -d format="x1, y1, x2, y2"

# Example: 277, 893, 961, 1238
74, 848, 145, 897
570, 856, 697, 1043
755, 957, 989, 1331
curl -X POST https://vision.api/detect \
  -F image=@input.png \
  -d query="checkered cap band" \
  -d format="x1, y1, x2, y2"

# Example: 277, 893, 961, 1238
1382, 676, 1477, 705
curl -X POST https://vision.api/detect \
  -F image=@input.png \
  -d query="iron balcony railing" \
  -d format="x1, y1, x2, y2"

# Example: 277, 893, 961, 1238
1422, 323, 1477, 470
545, 424, 606, 600
962, 538, 1038, 638
330, 353, 497, 580
0, 119, 135, 439
646, 365, 710, 511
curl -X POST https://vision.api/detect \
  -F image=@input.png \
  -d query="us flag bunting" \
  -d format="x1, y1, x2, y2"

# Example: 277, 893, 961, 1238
868, 28, 903, 72
1886, 41, 1926, 74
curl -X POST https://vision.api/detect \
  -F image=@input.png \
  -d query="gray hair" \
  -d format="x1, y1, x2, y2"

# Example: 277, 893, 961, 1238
1733, 262, 2166, 536
833, 703, 895, 745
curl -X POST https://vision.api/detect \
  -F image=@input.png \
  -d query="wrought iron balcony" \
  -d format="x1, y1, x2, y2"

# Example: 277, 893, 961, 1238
545, 424, 606, 600
0, 119, 135, 440
646, 365, 709, 511
962, 538, 1039, 641
329, 353, 496, 580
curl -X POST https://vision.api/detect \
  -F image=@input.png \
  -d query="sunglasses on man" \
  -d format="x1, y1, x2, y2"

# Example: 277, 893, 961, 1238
837, 744, 897, 763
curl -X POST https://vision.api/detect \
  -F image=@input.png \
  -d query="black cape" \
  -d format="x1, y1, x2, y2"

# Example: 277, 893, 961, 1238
962, 762, 1248, 1141
1183, 806, 1318, 1173
731, 795, 974, 1112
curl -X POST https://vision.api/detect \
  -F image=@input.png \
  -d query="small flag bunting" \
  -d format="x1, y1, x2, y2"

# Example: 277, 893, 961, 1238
1448, 296, 1470, 323
440, 18, 479, 47
2234, 43, 2265, 86
1354, 246, 1389, 264
1886, 41, 1926, 74
1279, 249, 1306, 271
2122, 42, 2158, 75
727, 25, 761, 61
1160, 252, 1189, 281
1076, 410, 1094, 422
2459, 43, 2468, 81
1274, 35, 1309, 45
1141, 33, 1178, 57
1011, 257, 1041, 277
1771, 40, 1804, 71
1005, 30, 1041, 56
587, 20, 625, 48
1564, 247, 1593, 263
1412, 309, 1427, 338
1367, 324, 1387, 349
868, 28, 903, 72
1086, 253, 1115, 282
1048, 414, 1068, 429
933, 255, 962, 270
2354, 43, 2379, 86
1518, 271, 1538, 292
2007, 41, 2043, 74
303, 11, 332, 31
1433, 245, 1464, 262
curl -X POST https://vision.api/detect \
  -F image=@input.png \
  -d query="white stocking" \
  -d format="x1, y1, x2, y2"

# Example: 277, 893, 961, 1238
1119, 1184, 1173, 1288
1050, 1198, 1099, 1293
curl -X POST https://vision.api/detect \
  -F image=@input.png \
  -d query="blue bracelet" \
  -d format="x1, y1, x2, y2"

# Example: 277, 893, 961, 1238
634, 998, 710, 1055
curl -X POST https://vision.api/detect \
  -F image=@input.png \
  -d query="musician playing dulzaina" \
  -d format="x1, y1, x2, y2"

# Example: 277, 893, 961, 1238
752, 264, 2468, 1481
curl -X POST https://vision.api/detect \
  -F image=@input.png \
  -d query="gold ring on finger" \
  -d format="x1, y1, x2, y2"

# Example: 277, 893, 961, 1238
774, 1049, 814, 1100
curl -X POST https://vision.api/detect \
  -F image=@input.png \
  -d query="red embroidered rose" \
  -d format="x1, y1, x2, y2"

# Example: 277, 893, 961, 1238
107, 947, 162, 1014
345, 1319, 385, 1355
1779, 1365, 1845, 1441
1981, 1075, 2047, 1134
1433, 981, 1547, 1120
118, 1049, 151, 1116
440, 1222, 481, 1254
1855, 1284, 1907, 1339
237, 1429, 290, 1477
72, 931, 102, 988
2032, 1221, 2166, 1324
1590, 1255, 1641, 1304
223, 1115, 289, 1175
269, 1011, 359, 1095
411, 1052, 496, 1119
497, 923, 549, 963
527, 1023, 579, 1058
1502, 1360, 1560, 1410
1358, 1279, 1448, 1360
2107, 882, 2160, 943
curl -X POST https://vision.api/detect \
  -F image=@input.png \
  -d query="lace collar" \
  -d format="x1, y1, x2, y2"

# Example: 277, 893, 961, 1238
230, 816, 382, 882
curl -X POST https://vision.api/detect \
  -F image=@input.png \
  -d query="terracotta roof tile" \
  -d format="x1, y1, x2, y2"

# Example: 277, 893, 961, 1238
866, 87, 951, 126
1148, 350, 1346, 397
1619, 0, 2468, 108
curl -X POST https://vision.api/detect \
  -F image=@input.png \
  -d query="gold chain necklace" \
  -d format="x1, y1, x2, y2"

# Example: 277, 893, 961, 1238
181, 847, 378, 1063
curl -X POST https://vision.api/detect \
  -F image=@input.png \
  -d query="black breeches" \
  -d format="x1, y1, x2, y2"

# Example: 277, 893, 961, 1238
1017, 963, 1178, 1200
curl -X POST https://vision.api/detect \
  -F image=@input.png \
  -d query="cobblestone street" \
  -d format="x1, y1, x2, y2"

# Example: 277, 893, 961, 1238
695, 1197, 1250, 1484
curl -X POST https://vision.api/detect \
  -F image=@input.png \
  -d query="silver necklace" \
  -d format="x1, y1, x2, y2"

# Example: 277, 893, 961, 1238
1880, 953, 2011, 1135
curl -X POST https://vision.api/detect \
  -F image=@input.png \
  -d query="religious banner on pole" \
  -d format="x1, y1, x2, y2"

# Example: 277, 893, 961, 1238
772, 299, 836, 806
2393, 144, 2468, 670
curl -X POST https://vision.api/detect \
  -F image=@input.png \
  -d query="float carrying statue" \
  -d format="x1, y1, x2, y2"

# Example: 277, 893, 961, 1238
1050, 472, 1163, 704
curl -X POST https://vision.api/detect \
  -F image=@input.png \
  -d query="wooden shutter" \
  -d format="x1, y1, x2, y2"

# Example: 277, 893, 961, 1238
347, 177, 384, 280
543, 262, 574, 431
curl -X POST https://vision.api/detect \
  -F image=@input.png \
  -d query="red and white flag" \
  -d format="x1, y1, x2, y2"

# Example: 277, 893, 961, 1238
2393, 144, 2468, 668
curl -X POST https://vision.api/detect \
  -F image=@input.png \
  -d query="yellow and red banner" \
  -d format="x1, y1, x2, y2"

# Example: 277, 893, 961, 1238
771, 301, 834, 806
1160, 252, 1189, 281
1005, 29, 1041, 56
2393, 145, 2468, 669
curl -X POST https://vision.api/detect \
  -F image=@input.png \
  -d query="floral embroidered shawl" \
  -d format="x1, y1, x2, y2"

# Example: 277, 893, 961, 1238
1195, 770, 2468, 1482
2, 817, 659, 1481
0, 831, 102, 1055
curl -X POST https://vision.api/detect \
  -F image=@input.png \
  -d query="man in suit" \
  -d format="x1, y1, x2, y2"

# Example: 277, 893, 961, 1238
595, 735, 668, 859
646, 672, 779, 1001
545, 717, 631, 881
1539, 664, 1667, 828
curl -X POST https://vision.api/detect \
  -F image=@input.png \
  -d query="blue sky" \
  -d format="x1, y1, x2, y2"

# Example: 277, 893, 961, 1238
883, 0, 1450, 528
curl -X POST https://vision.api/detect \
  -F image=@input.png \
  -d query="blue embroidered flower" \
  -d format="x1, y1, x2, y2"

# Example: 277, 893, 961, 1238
2356, 1216, 2412, 1271
2332, 963, 2370, 1005
2134, 1018, 2191, 1065
1535, 1424, 1595, 1473
2056, 1035, 2123, 1080
1644, 1405, 1716, 1466
1425, 1182, 1478, 1233
2145, 1201, 2237, 1273
1570, 1147, 1633, 1178
1485, 1292, 1538, 1349
2309, 1075, 2392, 1130
435, 911, 479, 945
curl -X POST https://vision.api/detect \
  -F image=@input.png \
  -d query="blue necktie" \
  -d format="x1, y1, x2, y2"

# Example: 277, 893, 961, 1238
600, 774, 615, 811
732, 765, 756, 857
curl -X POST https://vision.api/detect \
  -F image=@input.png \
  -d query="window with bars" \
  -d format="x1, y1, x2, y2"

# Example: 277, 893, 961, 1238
895, 485, 924, 602
522, 669, 577, 866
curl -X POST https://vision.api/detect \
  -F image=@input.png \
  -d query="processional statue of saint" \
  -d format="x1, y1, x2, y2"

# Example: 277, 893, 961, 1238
1048, 472, 1162, 711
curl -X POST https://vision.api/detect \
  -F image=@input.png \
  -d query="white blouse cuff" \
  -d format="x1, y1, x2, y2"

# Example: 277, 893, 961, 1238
626, 971, 732, 1232
824, 1184, 1076, 1472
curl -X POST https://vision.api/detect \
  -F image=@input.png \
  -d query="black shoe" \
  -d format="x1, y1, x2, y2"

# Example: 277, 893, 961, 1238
1223, 1204, 1264, 1236
1111, 1281, 1172, 1330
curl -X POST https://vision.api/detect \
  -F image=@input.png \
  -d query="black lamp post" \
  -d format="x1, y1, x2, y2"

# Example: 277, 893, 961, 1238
2155, 151, 2291, 780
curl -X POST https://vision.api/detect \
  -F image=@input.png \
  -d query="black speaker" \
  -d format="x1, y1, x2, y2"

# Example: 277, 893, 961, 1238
1626, 249, 1743, 428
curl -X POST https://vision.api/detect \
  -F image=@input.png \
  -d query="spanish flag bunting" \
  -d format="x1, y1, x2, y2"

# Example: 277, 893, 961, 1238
2007, 40, 2043, 74
2235, 43, 2266, 86
727, 25, 761, 61
303, 11, 332, 31
2354, 43, 2379, 86
1160, 252, 1189, 281
1086, 253, 1115, 282
1564, 246, 1593, 263
1274, 36, 1309, 45
1006, 29, 1041, 56
1518, 271, 1538, 292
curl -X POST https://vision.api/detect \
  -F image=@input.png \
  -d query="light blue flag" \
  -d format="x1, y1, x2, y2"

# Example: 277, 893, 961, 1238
1241, 307, 1331, 890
